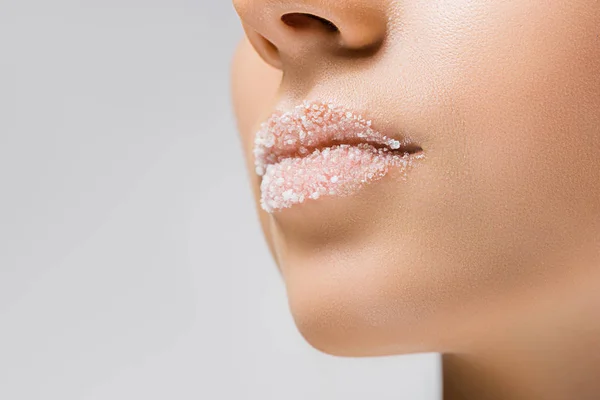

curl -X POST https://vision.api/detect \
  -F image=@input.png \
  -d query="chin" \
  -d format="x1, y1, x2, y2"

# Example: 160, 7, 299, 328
280, 255, 445, 358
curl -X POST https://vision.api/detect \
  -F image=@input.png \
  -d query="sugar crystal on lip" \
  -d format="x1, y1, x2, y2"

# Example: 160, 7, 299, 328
282, 189, 294, 201
258, 143, 419, 212
253, 101, 422, 213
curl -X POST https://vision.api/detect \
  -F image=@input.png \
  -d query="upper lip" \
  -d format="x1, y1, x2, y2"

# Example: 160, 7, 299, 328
253, 100, 422, 176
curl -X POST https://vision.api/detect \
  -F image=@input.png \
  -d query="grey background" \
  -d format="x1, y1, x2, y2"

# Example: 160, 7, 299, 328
0, 1, 440, 399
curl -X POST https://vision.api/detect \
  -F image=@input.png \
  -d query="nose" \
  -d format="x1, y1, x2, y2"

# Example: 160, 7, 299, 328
233, 0, 388, 70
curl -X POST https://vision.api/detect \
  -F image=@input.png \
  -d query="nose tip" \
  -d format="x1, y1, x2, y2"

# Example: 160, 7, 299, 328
233, 0, 388, 70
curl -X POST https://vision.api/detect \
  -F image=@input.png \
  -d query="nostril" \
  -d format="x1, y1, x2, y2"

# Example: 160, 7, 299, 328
281, 13, 339, 33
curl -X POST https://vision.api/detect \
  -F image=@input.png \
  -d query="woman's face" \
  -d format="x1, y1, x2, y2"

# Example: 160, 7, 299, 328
233, 0, 600, 356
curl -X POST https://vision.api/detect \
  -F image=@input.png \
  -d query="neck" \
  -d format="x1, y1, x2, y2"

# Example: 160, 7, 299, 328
442, 261, 600, 400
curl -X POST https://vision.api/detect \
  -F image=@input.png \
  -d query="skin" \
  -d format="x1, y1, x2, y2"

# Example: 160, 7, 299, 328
230, 1, 600, 399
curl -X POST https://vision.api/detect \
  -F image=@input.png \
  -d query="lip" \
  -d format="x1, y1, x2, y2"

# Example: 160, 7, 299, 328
253, 100, 423, 213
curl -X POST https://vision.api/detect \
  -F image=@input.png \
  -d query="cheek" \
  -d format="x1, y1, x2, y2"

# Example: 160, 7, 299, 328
398, 0, 600, 237
395, 0, 600, 316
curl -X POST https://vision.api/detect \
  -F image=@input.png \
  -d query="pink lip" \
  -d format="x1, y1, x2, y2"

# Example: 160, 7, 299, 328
253, 101, 423, 213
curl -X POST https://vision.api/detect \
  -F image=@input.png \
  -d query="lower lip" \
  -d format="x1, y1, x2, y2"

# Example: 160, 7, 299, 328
259, 142, 423, 213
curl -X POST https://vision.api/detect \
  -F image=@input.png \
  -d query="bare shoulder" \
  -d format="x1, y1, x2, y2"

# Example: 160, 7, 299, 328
230, 36, 282, 136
